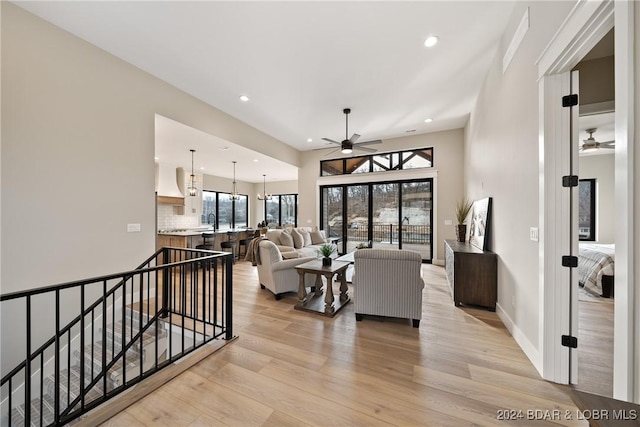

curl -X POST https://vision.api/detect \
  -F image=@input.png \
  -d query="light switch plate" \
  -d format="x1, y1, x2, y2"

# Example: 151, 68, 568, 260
127, 223, 141, 233
530, 227, 538, 242
444, 219, 453, 225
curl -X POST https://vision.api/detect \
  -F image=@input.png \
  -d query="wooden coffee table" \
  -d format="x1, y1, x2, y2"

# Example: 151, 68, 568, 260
294, 259, 350, 317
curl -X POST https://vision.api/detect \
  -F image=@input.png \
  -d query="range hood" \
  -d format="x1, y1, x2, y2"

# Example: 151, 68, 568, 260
155, 163, 184, 203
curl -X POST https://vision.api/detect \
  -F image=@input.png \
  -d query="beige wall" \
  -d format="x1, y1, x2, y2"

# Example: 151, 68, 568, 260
299, 128, 464, 262
1, 3, 299, 292
464, 1, 575, 363
574, 55, 615, 105
579, 154, 615, 243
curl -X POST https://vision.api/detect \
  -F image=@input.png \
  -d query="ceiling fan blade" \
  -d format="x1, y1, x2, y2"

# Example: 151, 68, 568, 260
354, 146, 377, 153
600, 140, 615, 145
324, 148, 342, 157
349, 133, 361, 143
354, 139, 382, 146
599, 144, 615, 149
321, 137, 341, 145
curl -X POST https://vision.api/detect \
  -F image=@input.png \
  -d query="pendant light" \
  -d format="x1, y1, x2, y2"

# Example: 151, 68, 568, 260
230, 161, 240, 200
257, 174, 272, 200
188, 149, 197, 197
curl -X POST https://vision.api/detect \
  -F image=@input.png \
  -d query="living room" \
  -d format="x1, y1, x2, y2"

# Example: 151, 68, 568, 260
2, 0, 639, 422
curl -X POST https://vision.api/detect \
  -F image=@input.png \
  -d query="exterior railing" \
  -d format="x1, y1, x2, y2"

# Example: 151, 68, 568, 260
331, 223, 431, 245
0, 247, 233, 427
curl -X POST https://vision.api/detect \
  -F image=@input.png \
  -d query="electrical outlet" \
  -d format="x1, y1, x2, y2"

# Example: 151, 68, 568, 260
511, 295, 516, 308
530, 227, 539, 242
127, 223, 141, 233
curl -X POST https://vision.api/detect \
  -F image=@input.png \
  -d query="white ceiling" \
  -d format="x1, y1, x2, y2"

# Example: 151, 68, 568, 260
14, 1, 517, 180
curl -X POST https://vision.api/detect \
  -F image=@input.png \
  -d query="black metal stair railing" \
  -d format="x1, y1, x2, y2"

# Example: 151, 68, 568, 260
0, 247, 233, 427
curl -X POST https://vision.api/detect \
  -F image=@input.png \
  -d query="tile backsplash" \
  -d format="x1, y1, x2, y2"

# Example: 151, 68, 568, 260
157, 205, 199, 230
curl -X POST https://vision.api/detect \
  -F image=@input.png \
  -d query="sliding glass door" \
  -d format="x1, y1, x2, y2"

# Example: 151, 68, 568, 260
372, 183, 400, 250
321, 178, 433, 262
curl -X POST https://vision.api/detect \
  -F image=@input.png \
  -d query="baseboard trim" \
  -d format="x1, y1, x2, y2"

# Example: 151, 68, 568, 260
432, 258, 444, 267
496, 302, 543, 375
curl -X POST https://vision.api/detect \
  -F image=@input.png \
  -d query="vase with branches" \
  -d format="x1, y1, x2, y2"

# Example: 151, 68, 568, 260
455, 199, 473, 243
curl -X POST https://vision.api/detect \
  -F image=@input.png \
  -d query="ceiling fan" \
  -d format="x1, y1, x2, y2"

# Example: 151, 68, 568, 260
322, 108, 382, 156
580, 128, 615, 152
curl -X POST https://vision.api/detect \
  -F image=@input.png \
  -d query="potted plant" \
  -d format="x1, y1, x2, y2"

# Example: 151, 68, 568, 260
455, 199, 474, 243
318, 243, 336, 266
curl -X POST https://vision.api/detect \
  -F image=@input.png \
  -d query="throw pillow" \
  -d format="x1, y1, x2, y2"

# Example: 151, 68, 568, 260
299, 229, 312, 247
279, 231, 294, 247
310, 230, 326, 245
290, 228, 304, 249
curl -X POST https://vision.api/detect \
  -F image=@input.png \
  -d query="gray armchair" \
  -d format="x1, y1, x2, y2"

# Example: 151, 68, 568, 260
353, 249, 425, 327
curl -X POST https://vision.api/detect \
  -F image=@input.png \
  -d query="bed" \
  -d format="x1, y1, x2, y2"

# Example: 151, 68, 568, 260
578, 243, 615, 297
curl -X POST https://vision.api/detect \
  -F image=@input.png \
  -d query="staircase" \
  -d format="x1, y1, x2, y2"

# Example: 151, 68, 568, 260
10, 309, 168, 427
1, 247, 234, 427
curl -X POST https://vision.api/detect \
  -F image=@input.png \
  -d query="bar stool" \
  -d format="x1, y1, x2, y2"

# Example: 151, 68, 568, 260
220, 231, 237, 264
196, 233, 215, 250
238, 230, 257, 258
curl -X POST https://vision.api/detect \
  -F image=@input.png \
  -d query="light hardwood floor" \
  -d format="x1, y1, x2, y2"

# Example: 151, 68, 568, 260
101, 261, 591, 426
576, 292, 614, 398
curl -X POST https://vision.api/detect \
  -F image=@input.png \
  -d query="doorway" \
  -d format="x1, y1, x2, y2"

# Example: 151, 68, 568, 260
538, 0, 637, 402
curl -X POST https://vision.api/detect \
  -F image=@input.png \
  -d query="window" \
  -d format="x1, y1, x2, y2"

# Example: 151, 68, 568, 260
320, 147, 433, 176
262, 194, 298, 227
201, 190, 248, 230
578, 179, 596, 241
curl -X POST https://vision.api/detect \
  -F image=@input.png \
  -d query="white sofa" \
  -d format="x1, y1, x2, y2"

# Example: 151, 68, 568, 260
352, 249, 425, 327
257, 240, 317, 300
264, 227, 338, 258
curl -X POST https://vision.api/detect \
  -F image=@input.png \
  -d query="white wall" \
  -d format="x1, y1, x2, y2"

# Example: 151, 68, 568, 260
464, 1, 575, 367
298, 129, 464, 263
579, 153, 615, 243
1, 2, 299, 292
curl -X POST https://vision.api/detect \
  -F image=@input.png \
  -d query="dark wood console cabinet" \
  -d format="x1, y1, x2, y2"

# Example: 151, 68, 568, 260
444, 239, 497, 311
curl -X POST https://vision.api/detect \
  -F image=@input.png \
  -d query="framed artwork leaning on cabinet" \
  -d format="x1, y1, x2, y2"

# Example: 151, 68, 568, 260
469, 197, 492, 251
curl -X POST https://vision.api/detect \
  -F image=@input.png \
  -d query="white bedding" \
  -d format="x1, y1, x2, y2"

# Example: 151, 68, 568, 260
578, 243, 615, 296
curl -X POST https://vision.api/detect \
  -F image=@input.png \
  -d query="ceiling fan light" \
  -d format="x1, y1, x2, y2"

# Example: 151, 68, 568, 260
341, 147, 353, 154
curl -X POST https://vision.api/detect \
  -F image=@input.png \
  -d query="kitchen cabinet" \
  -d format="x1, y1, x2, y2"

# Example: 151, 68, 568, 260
157, 234, 186, 250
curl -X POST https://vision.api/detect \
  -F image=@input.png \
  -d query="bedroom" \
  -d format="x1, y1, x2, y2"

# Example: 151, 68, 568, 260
574, 28, 615, 398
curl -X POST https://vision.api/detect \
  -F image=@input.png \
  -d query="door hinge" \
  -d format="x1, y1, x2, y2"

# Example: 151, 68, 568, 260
562, 175, 579, 187
562, 335, 578, 348
562, 256, 578, 268
562, 94, 578, 107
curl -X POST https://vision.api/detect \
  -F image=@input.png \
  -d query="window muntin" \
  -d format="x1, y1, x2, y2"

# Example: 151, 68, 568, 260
579, 179, 596, 241
201, 190, 248, 230
262, 194, 298, 227
321, 147, 432, 176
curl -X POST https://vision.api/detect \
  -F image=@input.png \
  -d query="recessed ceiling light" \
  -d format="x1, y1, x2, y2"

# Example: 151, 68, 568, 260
307, 138, 313, 143
406, 129, 416, 133
253, 159, 259, 162
424, 118, 433, 123
154, 156, 159, 161
239, 95, 250, 102
199, 166, 205, 170
424, 36, 439, 48
219, 147, 230, 151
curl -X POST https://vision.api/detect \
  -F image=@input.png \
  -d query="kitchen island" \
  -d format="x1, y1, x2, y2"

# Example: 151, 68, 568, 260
156, 228, 254, 251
